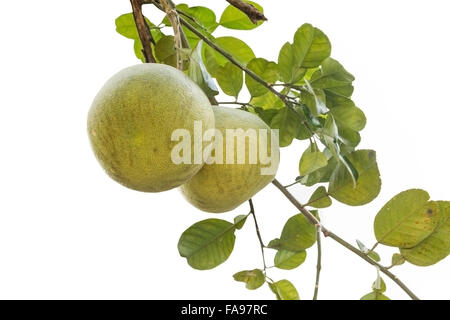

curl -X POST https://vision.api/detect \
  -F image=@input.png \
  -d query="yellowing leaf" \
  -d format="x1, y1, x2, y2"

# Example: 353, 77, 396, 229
374, 189, 441, 248
360, 291, 390, 300
400, 201, 450, 266
269, 280, 299, 300
233, 269, 265, 290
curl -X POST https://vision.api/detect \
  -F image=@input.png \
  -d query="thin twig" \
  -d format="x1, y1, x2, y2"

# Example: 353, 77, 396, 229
271, 178, 420, 300
284, 180, 301, 188
303, 192, 331, 208
159, 0, 184, 69
249, 199, 267, 273
130, 0, 156, 63
313, 225, 322, 300
369, 242, 380, 253
225, 0, 267, 24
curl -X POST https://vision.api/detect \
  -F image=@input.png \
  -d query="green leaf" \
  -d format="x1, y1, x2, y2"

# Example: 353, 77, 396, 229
220, 1, 265, 30
116, 13, 164, 42
178, 219, 237, 270
203, 37, 255, 76
324, 93, 355, 109
274, 250, 307, 270
116, 13, 164, 62
338, 126, 361, 148
320, 123, 360, 190
299, 153, 338, 186
163, 4, 218, 33
154, 35, 177, 67
372, 277, 387, 293
270, 107, 300, 147
234, 215, 248, 230
233, 269, 265, 290
252, 107, 280, 126
299, 145, 328, 176
116, 13, 142, 39
250, 91, 284, 110
301, 85, 328, 116
181, 6, 218, 33
307, 186, 332, 208
187, 41, 219, 97
328, 150, 381, 206
172, 5, 218, 47
277, 42, 306, 83
374, 189, 440, 248
268, 214, 316, 252
400, 201, 450, 265
360, 291, 390, 300
133, 39, 145, 62
391, 253, 406, 267
292, 23, 332, 68
368, 251, 381, 262
216, 62, 243, 98
269, 280, 300, 300
245, 58, 279, 97
330, 104, 366, 132
310, 58, 355, 93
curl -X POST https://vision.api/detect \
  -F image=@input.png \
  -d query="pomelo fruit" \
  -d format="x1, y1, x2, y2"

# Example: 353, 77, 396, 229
87, 64, 215, 192
180, 106, 280, 212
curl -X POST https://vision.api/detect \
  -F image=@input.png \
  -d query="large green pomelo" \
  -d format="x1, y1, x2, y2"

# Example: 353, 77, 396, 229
180, 106, 280, 213
88, 64, 215, 192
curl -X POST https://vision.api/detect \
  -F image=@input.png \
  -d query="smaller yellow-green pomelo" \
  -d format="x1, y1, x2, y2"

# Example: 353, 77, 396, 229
88, 64, 215, 192
180, 106, 280, 213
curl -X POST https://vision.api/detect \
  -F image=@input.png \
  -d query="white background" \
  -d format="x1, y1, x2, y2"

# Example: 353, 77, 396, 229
0, 0, 449, 300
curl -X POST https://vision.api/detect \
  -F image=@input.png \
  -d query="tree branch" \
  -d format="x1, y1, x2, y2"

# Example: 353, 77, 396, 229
271, 178, 420, 300
130, 0, 156, 63
225, 0, 267, 24
313, 225, 322, 300
145, 0, 419, 300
